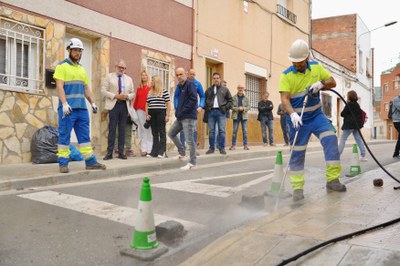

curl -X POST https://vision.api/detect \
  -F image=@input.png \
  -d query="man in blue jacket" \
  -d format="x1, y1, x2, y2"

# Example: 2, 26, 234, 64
168, 67, 198, 170
174, 69, 205, 152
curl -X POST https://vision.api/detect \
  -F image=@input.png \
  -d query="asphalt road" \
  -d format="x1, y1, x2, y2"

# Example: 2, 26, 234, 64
0, 143, 397, 266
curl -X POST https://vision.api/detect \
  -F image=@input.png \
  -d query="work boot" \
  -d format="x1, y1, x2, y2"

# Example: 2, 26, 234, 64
326, 179, 346, 192
59, 165, 69, 173
86, 162, 107, 170
292, 189, 304, 201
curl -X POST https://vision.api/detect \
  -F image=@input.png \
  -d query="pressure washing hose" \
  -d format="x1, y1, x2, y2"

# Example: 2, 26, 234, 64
276, 89, 400, 265
328, 89, 400, 185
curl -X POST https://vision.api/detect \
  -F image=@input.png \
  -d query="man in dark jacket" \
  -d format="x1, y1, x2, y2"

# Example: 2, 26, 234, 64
204, 72, 233, 155
168, 67, 198, 170
258, 92, 275, 146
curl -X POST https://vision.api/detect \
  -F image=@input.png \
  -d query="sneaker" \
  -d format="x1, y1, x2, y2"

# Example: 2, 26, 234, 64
206, 149, 215, 154
360, 156, 368, 162
229, 145, 235, 150
178, 154, 187, 160
292, 189, 304, 201
126, 149, 136, 157
326, 179, 346, 192
180, 163, 196, 170
219, 149, 227, 155
140, 152, 147, 157
59, 165, 69, 173
86, 163, 106, 170
244, 145, 249, 150
263, 143, 267, 147
393, 155, 400, 159
157, 153, 166, 159
270, 143, 276, 146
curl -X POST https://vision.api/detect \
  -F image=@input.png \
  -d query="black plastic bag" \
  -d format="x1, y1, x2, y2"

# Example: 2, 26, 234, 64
31, 126, 58, 164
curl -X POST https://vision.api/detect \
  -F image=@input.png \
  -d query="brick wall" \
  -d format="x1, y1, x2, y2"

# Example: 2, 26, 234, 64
312, 14, 357, 72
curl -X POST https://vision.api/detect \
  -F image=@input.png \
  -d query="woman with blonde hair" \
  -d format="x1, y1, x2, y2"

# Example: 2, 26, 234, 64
133, 70, 153, 156
338, 90, 367, 161
145, 75, 170, 158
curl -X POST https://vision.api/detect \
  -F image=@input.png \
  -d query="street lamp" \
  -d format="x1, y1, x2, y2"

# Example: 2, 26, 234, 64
357, 21, 397, 139
358, 20, 398, 44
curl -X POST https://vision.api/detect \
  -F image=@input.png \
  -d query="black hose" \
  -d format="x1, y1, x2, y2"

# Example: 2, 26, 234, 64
276, 89, 400, 266
327, 89, 400, 184
276, 216, 400, 266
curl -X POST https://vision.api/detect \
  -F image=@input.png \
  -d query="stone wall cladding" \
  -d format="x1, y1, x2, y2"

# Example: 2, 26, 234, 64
0, 6, 105, 164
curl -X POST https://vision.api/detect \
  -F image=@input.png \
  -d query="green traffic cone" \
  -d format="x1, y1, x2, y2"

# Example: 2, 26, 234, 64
264, 151, 290, 198
130, 177, 158, 250
349, 144, 361, 175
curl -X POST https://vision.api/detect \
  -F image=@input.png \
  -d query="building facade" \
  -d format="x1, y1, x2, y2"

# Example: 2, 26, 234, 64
0, 0, 193, 164
381, 63, 400, 140
312, 14, 373, 139
193, 0, 311, 147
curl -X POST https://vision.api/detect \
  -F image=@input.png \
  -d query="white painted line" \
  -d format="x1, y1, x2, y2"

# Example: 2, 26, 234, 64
18, 191, 205, 232
153, 170, 274, 198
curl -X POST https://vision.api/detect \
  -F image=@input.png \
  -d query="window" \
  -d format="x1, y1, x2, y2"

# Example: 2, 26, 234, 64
384, 102, 389, 112
276, 0, 296, 24
384, 83, 389, 92
321, 93, 332, 118
0, 17, 45, 94
395, 76, 400, 90
358, 50, 363, 74
146, 58, 170, 94
245, 74, 266, 111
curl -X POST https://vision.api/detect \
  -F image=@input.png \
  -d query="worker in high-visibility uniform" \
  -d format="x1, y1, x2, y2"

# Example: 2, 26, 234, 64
279, 39, 346, 201
54, 38, 106, 173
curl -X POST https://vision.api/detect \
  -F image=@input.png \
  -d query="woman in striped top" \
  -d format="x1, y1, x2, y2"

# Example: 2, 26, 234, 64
145, 75, 171, 158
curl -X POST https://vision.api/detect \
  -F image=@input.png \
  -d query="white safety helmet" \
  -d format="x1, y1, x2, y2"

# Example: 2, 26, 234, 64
66, 38, 84, 50
288, 39, 309, 62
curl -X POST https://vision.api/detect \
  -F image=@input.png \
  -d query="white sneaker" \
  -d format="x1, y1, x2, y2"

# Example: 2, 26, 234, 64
360, 156, 368, 162
177, 154, 187, 161
180, 163, 196, 170
157, 154, 166, 159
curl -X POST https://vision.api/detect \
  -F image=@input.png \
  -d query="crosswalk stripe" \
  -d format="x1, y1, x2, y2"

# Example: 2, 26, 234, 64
153, 170, 274, 198
18, 191, 206, 233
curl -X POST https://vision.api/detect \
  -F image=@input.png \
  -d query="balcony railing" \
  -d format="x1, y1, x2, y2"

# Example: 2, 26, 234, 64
276, 4, 297, 24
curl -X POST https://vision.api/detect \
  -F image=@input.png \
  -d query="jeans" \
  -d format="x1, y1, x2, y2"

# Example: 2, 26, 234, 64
393, 122, 400, 157
208, 109, 227, 150
232, 117, 248, 145
168, 119, 197, 165
280, 115, 289, 145
179, 130, 198, 150
260, 116, 274, 144
338, 129, 366, 157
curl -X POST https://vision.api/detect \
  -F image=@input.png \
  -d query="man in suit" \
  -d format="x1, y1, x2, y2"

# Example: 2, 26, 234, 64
101, 59, 135, 160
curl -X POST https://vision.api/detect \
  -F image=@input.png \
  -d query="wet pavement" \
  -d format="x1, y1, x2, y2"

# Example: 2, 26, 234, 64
1, 140, 400, 265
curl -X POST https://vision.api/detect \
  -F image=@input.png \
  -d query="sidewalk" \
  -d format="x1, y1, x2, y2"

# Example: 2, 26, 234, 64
1, 140, 399, 265
0, 139, 392, 192
180, 144, 400, 265
0, 141, 324, 192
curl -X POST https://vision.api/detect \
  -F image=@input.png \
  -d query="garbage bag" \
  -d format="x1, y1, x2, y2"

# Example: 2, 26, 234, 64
69, 145, 84, 161
31, 126, 58, 164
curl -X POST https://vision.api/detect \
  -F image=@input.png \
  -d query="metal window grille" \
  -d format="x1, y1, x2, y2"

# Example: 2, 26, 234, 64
276, 4, 297, 24
146, 58, 170, 94
0, 17, 45, 94
246, 74, 265, 111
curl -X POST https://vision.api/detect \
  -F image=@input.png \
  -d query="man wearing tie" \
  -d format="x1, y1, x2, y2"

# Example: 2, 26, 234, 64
102, 59, 135, 160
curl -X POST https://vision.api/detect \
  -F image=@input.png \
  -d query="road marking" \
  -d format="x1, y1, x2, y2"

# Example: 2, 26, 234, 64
18, 191, 205, 233
153, 170, 274, 198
